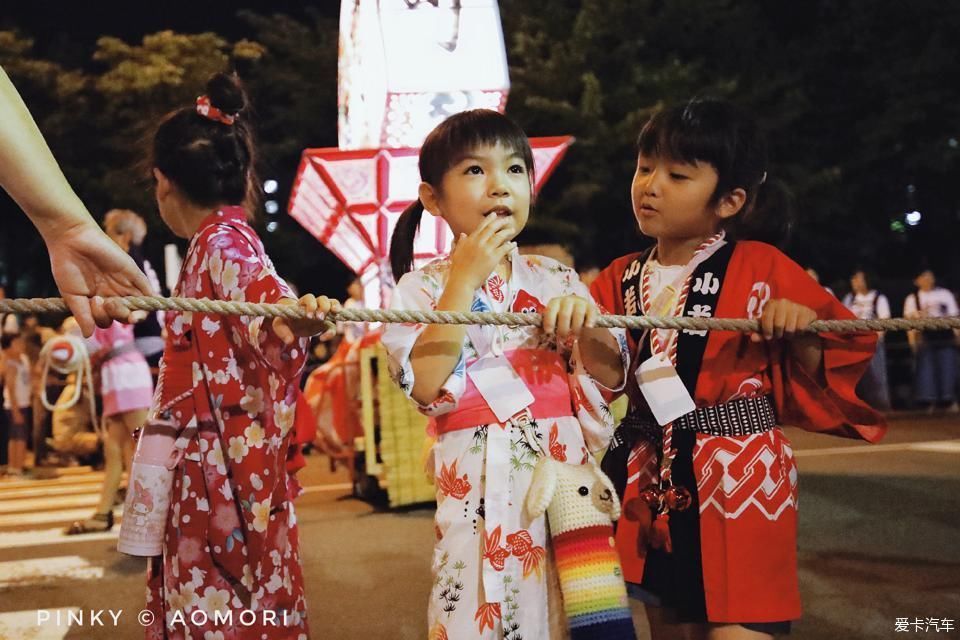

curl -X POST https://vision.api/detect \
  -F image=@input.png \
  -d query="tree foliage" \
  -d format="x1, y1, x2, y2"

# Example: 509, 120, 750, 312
499, 0, 960, 287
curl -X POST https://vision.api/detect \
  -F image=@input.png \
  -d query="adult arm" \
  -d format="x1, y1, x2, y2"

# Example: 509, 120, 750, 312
0, 67, 150, 335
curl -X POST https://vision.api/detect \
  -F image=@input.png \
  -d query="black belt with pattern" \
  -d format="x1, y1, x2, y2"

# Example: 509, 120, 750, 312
610, 395, 778, 449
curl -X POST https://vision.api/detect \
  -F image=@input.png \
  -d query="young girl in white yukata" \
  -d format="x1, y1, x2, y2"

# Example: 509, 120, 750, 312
382, 109, 630, 640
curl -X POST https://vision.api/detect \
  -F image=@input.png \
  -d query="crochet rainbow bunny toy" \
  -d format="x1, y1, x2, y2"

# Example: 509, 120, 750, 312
527, 457, 636, 640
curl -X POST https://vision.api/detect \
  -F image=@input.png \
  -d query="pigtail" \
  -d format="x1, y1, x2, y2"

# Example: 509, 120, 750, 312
734, 177, 795, 247
390, 199, 425, 281
387, 109, 534, 281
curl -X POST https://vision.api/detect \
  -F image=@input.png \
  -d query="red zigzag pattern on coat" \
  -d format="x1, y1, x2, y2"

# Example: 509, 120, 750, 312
694, 432, 798, 521
626, 440, 660, 488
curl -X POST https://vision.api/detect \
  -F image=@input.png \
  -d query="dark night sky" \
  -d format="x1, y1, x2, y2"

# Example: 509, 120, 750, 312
1, 1, 340, 64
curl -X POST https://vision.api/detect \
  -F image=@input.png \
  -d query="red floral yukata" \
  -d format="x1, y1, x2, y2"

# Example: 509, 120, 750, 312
145, 207, 310, 639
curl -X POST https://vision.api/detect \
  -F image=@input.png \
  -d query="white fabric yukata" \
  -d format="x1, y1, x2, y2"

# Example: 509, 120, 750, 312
382, 249, 629, 640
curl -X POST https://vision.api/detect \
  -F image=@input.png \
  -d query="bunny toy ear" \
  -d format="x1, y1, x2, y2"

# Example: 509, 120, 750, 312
592, 463, 622, 521
526, 457, 558, 519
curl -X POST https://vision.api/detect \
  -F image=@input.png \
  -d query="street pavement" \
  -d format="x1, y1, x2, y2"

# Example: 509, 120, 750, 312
0, 413, 957, 639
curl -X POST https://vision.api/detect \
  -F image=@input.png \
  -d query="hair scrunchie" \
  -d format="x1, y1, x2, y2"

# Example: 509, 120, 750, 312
195, 95, 236, 125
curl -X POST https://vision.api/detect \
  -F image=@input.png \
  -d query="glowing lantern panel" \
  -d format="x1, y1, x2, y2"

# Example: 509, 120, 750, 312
338, 0, 510, 151
289, 137, 573, 308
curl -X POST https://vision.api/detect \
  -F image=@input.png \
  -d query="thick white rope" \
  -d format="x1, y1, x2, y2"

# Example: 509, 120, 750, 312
38, 335, 101, 437
2, 296, 960, 333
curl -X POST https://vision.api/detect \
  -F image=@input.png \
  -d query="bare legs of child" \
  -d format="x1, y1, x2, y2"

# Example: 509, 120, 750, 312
65, 408, 147, 533
6, 435, 27, 476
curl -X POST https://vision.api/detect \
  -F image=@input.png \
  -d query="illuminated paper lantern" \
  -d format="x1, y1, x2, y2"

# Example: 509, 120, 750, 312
338, 0, 510, 150
291, 0, 574, 309
288, 137, 573, 308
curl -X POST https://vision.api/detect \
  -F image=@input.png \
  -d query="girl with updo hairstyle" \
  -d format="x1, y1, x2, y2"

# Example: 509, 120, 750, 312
152, 72, 259, 217
64, 209, 155, 537
141, 72, 336, 639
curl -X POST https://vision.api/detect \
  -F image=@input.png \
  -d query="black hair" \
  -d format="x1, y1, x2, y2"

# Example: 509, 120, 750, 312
152, 72, 259, 214
389, 109, 535, 281
1, 333, 21, 350
637, 98, 793, 245
850, 268, 872, 289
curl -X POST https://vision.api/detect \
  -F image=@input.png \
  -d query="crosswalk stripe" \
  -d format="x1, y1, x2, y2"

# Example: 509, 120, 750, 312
0, 608, 76, 640
0, 494, 101, 515
0, 506, 121, 529
0, 556, 103, 588
0, 484, 102, 501
0, 469, 351, 544
0, 485, 352, 552
0, 473, 104, 491
0, 487, 352, 546
0, 483, 351, 518
908, 440, 960, 453
0, 526, 119, 551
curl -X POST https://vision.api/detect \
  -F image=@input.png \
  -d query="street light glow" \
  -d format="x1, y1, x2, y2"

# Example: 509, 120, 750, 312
264, 179, 278, 194
905, 210, 922, 226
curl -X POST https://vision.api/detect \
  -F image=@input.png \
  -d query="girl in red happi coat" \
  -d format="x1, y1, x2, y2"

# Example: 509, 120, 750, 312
143, 72, 337, 639
587, 99, 887, 639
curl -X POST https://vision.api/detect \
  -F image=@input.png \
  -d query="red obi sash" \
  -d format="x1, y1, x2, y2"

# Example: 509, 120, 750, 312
434, 349, 575, 434
156, 344, 196, 408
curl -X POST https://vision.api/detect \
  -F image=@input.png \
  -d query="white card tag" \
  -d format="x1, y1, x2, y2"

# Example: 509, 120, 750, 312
467, 356, 535, 423
635, 353, 696, 426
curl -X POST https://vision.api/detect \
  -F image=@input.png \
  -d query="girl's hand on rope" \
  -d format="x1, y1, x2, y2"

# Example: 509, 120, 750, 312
272, 294, 340, 345
751, 299, 818, 342
448, 214, 517, 292
543, 295, 597, 338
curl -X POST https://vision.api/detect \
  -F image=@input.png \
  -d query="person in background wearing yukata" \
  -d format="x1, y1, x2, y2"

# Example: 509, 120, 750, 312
65, 319, 153, 533
65, 215, 156, 534
588, 99, 887, 639
61, 209, 162, 530
381, 109, 630, 639
903, 269, 960, 413
142, 71, 337, 639
842, 270, 892, 411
